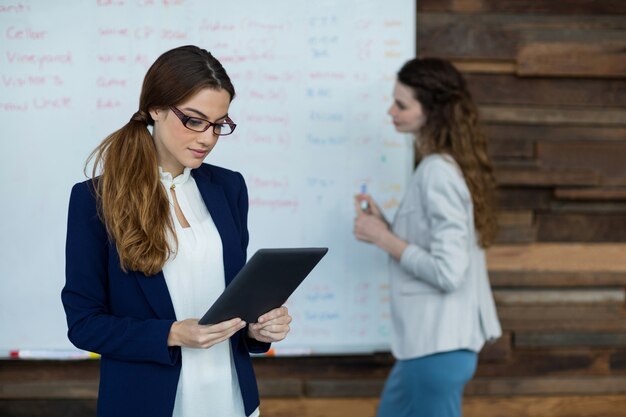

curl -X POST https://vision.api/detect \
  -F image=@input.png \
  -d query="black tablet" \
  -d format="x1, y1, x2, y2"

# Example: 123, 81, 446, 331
198, 247, 328, 325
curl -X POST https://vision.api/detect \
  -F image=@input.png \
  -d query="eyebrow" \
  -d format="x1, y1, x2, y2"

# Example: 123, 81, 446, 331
183, 107, 229, 122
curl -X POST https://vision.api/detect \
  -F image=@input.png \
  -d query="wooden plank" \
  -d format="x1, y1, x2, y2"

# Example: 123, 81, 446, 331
518, 42, 626, 77
516, 332, 626, 348
0, 380, 98, 399
496, 188, 551, 210
467, 376, 626, 395
480, 105, 626, 126
463, 395, 626, 417
466, 74, 626, 107
418, 0, 626, 14
261, 398, 378, 417
303, 376, 626, 398
487, 244, 626, 276
476, 349, 607, 377
555, 188, 626, 201
253, 354, 394, 379
495, 169, 600, 186
490, 270, 626, 287
0, 399, 97, 417
484, 124, 626, 143
609, 350, 626, 370
549, 201, 626, 213
538, 142, 626, 186
497, 305, 626, 322
453, 59, 516, 74
536, 213, 626, 242
501, 319, 626, 331
306, 380, 383, 397
417, 14, 626, 60
494, 225, 537, 244
488, 138, 534, 159
493, 289, 625, 305
259, 378, 304, 397
498, 211, 533, 227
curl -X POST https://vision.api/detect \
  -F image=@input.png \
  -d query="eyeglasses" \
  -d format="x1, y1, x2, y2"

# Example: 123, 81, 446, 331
169, 106, 237, 136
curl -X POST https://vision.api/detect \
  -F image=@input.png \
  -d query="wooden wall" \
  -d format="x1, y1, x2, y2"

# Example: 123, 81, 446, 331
1, 1, 625, 416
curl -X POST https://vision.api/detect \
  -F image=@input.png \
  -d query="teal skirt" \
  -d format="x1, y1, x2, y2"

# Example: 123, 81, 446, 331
377, 350, 477, 417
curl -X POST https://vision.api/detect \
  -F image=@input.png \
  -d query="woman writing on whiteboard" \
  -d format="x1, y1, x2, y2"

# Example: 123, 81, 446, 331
62, 45, 291, 417
353, 58, 502, 417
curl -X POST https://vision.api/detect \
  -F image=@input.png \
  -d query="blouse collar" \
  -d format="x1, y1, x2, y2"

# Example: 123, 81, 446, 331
159, 166, 192, 189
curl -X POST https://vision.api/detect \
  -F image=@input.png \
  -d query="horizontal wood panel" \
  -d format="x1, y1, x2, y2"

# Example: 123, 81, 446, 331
467, 376, 626, 395
549, 201, 626, 213
502, 319, 626, 331
555, 188, 626, 201
518, 42, 626, 77
498, 210, 534, 227
495, 226, 536, 244
536, 213, 626, 241
4, 396, 626, 417
480, 105, 626, 126
490, 271, 626, 287
538, 142, 626, 185
485, 124, 626, 143
418, 0, 626, 15
496, 188, 552, 210
466, 74, 626, 107
516, 332, 626, 348
496, 169, 600, 186
418, 14, 626, 59
486, 244, 626, 275
493, 289, 625, 304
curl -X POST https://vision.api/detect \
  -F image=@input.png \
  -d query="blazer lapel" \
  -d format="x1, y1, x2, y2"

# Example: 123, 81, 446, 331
136, 270, 177, 320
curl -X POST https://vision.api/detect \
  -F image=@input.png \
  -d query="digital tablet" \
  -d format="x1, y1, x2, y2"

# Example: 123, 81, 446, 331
198, 247, 328, 325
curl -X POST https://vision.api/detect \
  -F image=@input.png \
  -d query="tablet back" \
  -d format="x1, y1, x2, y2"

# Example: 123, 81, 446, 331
199, 247, 328, 325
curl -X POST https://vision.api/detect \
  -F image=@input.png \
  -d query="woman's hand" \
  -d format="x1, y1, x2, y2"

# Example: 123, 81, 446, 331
247, 306, 292, 343
168, 318, 246, 349
354, 194, 388, 225
353, 195, 409, 261
353, 211, 391, 245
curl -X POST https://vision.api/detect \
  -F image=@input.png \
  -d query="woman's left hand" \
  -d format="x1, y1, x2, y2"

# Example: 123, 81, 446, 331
247, 306, 292, 343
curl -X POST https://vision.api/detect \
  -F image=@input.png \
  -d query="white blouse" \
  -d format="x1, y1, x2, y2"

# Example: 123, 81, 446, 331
159, 167, 259, 417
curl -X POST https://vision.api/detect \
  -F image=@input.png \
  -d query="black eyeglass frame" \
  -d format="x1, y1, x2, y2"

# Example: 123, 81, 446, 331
169, 105, 237, 136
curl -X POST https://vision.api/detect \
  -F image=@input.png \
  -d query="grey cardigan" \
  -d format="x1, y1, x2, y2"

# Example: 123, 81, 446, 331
389, 154, 501, 360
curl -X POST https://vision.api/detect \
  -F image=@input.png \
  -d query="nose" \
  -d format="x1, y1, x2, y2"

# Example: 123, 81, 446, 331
197, 129, 219, 147
387, 104, 397, 117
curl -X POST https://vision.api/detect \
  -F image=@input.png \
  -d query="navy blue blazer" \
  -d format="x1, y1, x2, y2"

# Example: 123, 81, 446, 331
62, 163, 269, 417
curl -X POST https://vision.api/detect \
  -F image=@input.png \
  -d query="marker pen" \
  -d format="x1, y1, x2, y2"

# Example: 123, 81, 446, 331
359, 183, 370, 212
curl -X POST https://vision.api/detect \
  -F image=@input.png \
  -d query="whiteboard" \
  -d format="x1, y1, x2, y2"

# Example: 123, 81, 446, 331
0, 0, 415, 355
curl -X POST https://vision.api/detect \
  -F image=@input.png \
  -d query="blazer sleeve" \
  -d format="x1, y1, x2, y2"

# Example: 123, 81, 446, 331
398, 160, 471, 292
61, 182, 179, 365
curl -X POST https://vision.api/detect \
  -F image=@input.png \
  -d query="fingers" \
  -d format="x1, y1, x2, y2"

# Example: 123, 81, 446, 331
257, 306, 290, 324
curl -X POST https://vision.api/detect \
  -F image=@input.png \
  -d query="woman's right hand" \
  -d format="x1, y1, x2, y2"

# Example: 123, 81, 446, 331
354, 194, 387, 224
167, 318, 246, 349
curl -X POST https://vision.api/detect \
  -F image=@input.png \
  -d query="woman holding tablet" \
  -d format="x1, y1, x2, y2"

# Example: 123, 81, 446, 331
353, 57, 502, 417
62, 45, 291, 417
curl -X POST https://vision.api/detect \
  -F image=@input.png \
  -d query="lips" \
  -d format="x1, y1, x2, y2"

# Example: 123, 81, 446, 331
189, 148, 208, 158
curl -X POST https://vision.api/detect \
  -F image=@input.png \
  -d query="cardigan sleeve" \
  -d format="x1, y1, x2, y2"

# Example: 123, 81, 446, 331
398, 159, 471, 293
61, 182, 180, 365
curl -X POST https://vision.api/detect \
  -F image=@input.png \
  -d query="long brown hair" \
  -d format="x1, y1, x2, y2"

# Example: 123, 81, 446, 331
86, 45, 235, 275
397, 58, 497, 248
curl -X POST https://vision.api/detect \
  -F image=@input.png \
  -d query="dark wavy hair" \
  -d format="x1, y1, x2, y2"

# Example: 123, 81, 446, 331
398, 57, 497, 248
86, 45, 235, 275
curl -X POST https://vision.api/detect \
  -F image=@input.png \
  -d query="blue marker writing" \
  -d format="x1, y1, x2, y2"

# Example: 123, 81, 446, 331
359, 184, 370, 212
